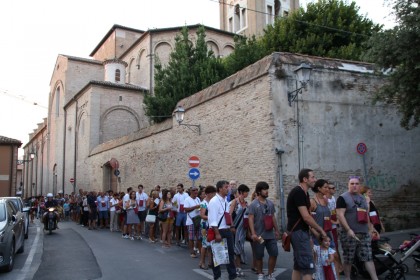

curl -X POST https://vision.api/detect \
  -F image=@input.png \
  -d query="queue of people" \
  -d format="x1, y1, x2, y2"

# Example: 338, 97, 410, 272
287, 169, 384, 280
25, 171, 385, 280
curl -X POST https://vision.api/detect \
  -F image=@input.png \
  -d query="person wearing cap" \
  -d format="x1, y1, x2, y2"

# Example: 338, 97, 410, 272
184, 186, 202, 258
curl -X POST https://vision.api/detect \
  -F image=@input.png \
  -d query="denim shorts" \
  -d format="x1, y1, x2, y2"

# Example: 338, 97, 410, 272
175, 212, 187, 227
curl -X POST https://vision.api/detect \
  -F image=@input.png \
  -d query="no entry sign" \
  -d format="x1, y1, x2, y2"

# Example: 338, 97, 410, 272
70, 178, 75, 183
188, 156, 200, 167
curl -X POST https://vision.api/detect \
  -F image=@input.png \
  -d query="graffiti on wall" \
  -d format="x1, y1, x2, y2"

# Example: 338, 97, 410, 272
367, 174, 398, 192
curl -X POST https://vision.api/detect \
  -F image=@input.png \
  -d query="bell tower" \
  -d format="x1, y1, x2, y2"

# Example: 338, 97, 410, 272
219, 0, 300, 38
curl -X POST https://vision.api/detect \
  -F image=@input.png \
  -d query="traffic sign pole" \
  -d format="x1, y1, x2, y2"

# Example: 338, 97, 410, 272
356, 143, 369, 185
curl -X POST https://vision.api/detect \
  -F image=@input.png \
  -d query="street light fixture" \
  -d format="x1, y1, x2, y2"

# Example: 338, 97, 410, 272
287, 62, 313, 106
173, 106, 201, 135
17, 151, 36, 165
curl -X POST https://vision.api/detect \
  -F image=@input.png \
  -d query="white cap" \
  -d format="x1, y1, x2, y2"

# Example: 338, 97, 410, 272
47, 193, 53, 198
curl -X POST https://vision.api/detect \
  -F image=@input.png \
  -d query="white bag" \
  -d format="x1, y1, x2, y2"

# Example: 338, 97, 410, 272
211, 238, 229, 267
146, 213, 156, 223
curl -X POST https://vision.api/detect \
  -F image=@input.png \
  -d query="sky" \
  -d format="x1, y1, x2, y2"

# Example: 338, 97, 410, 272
0, 0, 396, 157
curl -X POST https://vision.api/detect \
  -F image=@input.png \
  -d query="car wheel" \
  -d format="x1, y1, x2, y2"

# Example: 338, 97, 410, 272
2, 241, 15, 272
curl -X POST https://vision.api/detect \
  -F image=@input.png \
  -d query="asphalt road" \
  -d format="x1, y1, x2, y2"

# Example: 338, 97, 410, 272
1, 219, 419, 280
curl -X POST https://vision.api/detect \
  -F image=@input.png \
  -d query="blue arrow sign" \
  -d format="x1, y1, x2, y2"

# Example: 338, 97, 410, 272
188, 168, 200, 180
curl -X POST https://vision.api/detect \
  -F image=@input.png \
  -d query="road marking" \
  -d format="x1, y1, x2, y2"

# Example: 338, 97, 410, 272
16, 225, 41, 280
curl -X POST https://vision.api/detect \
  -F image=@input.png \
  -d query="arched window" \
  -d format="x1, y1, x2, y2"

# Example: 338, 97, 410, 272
55, 86, 60, 117
115, 69, 121, 82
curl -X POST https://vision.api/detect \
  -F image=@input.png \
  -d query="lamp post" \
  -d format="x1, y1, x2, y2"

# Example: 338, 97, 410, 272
287, 62, 313, 171
287, 62, 312, 106
173, 106, 201, 135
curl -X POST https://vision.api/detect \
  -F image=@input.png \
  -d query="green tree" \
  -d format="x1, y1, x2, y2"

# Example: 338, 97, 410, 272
262, 0, 381, 60
364, 0, 420, 129
223, 35, 268, 76
144, 25, 226, 122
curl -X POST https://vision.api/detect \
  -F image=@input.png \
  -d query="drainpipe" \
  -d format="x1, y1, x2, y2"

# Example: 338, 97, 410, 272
62, 108, 67, 195
276, 147, 286, 232
149, 32, 153, 94
73, 99, 78, 194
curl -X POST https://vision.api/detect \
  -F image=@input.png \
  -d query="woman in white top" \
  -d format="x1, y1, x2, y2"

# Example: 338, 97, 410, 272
125, 191, 140, 240
109, 193, 119, 232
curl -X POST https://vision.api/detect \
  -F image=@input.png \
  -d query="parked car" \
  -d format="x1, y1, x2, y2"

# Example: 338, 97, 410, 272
1, 197, 29, 239
0, 198, 25, 272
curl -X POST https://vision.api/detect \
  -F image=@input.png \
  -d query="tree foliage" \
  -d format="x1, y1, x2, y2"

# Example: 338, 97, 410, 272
261, 0, 381, 60
144, 25, 226, 122
363, 0, 420, 129
223, 35, 268, 76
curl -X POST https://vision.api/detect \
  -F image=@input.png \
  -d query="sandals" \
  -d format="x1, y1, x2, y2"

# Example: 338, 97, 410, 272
190, 253, 198, 258
199, 264, 208, 270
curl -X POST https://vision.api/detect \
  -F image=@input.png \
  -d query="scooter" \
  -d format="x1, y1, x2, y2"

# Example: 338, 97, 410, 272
44, 207, 58, 234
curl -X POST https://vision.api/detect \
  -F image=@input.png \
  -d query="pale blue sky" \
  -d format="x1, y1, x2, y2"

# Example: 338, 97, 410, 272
0, 0, 395, 156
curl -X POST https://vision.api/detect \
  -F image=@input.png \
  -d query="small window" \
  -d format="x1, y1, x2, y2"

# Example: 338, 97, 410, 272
115, 69, 121, 82
119, 96, 122, 101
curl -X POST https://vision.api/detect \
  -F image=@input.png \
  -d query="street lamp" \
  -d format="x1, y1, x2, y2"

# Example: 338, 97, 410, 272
173, 106, 201, 135
287, 62, 313, 106
17, 151, 35, 165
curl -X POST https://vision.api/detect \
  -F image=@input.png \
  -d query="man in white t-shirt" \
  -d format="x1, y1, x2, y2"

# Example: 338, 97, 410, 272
184, 186, 202, 258
136, 184, 149, 237
172, 183, 189, 246
122, 187, 132, 239
208, 180, 237, 280
109, 193, 119, 232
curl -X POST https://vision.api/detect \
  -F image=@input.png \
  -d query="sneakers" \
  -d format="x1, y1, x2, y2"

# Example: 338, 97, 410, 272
122, 234, 129, 239
236, 268, 244, 277
258, 274, 265, 280
130, 236, 134, 241
267, 274, 275, 280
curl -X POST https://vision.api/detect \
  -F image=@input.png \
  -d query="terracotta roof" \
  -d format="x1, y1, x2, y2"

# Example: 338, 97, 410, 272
0, 136, 22, 145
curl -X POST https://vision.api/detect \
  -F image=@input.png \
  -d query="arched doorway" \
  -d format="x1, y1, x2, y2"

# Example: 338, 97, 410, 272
102, 158, 119, 193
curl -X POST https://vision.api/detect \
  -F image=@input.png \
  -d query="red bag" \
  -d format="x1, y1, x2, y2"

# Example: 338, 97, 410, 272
282, 232, 291, 252
134, 207, 138, 214
323, 265, 335, 280
207, 228, 215, 242
357, 208, 368, 224
243, 217, 249, 229
179, 204, 184, 213
224, 212, 232, 225
330, 209, 337, 222
369, 211, 380, 225
264, 215, 274, 231
323, 217, 332, 232
139, 200, 144, 207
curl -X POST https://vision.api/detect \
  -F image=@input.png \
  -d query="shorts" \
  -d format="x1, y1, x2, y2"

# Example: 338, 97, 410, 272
187, 224, 202, 241
340, 231, 373, 264
254, 238, 278, 260
89, 209, 97, 220
138, 210, 147, 222
98, 210, 108, 220
291, 230, 316, 275
175, 212, 187, 227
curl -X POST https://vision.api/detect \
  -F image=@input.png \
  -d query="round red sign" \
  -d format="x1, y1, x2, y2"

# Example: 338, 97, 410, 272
70, 178, 75, 183
188, 156, 200, 168
356, 142, 367, 155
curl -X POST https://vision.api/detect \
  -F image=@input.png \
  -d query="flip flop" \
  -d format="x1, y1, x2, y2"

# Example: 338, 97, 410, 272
199, 264, 208, 270
190, 253, 197, 258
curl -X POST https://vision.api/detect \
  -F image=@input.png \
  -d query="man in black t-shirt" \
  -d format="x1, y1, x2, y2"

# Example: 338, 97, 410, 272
286, 168, 326, 280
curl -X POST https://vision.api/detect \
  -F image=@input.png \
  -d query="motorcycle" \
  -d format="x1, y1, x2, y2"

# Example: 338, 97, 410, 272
43, 207, 58, 234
